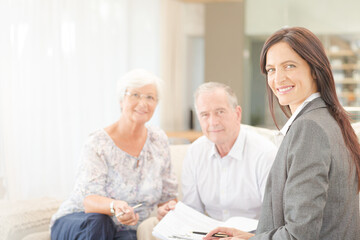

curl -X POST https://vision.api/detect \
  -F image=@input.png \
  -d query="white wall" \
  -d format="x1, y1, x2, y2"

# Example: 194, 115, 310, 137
246, 0, 360, 35
185, 4, 204, 131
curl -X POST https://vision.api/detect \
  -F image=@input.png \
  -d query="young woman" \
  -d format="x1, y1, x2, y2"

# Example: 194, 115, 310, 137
205, 27, 360, 239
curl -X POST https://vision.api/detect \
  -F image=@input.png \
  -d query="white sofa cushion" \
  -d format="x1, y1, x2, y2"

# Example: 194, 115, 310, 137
169, 144, 189, 201
0, 198, 62, 240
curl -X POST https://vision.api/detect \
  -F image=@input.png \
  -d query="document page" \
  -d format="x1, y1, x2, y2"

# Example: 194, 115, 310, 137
221, 216, 258, 232
152, 202, 258, 240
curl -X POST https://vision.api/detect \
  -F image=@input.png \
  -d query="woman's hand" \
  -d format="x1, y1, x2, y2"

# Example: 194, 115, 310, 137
203, 227, 255, 240
157, 199, 177, 220
114, 200, 139, 226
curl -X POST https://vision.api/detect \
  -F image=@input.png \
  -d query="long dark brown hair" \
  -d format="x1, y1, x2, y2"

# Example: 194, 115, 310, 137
260, 27, 360, 191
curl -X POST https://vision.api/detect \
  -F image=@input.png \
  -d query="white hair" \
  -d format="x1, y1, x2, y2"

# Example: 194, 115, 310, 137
116, 69, 163, 103
194, 82, 238, 113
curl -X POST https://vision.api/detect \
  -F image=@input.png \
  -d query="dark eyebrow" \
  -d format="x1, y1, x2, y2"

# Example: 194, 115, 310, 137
266, 60, 298, 68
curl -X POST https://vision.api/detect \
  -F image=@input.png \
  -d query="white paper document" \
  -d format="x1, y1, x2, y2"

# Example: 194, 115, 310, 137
152, 201, 258, 240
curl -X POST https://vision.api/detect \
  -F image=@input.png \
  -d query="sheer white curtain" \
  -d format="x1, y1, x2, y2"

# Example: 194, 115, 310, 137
0, 0, 161, 201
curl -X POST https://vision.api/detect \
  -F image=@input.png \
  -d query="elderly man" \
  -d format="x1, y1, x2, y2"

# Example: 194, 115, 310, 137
138, 82, 277, 239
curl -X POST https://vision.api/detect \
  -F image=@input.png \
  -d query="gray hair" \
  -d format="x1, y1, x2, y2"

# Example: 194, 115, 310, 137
194, 82, 238, 113
116, 69, 163, 103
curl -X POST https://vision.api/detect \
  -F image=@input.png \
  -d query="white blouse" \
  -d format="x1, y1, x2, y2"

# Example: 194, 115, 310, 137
50, 125, 178, 231
280, 92, 321, 136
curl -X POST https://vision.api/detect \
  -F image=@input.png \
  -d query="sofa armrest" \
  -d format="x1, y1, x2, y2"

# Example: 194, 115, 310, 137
170, 144, 190, 201
0, 197, 61, 240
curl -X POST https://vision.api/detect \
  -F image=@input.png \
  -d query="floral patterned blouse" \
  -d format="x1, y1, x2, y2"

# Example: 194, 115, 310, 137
50, 125, 178, 231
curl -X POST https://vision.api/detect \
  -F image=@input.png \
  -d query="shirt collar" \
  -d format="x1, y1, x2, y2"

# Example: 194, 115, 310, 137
209, 128, 244, 160
280, 92, 321, 136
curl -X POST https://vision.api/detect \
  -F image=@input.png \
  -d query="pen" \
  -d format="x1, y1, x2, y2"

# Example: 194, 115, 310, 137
115, 203, 143, 217
192, 231, 229, 238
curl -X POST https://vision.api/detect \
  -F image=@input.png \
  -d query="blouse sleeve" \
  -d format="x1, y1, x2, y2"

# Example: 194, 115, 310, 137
252, 119, 332, 240
77, 139, 108, 197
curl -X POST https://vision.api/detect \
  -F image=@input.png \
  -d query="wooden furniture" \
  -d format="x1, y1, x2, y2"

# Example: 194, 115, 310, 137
166, 131, 203, 143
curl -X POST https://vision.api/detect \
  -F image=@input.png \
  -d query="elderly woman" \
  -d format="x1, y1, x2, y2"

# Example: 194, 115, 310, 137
50, 69, 178, 240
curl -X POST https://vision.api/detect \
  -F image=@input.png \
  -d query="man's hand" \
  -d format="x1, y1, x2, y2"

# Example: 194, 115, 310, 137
157, 200, 177, 220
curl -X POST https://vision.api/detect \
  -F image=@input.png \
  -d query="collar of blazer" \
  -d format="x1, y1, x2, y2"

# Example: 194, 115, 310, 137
286, 97, 327, 134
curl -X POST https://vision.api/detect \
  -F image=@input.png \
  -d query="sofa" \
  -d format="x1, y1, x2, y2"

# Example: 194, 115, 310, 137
1, 124, 359, 240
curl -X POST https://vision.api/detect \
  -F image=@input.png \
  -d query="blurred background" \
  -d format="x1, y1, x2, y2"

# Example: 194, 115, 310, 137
1, 0, 360, 201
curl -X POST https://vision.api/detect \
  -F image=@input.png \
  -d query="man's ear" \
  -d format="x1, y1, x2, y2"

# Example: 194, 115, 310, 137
236, 106, 242, 123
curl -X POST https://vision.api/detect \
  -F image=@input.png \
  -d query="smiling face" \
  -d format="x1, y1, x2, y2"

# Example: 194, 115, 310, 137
265, 42, 318, 113
196, 88, 241, 146
120, 84, 158, 125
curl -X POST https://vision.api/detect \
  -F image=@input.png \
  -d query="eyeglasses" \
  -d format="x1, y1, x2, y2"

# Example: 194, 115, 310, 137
124, 91, 157, 103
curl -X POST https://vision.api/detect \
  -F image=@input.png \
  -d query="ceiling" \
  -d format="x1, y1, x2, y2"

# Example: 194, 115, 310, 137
179, 0, 243, 3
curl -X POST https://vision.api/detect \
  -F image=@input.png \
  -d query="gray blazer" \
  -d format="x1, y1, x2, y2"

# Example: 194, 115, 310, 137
253, 98, 360, 239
